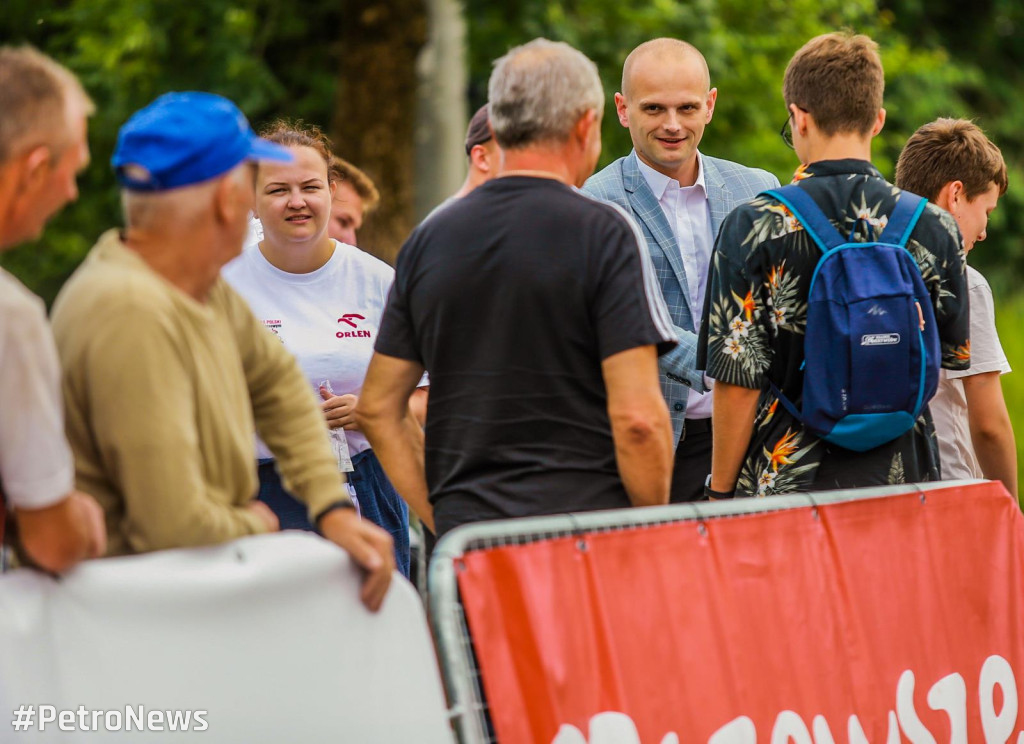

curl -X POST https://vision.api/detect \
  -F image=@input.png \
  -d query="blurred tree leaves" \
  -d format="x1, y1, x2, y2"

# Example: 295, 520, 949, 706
0, 0, 345, 302
466, 0, 1019, 292
1, 0, 1020, 301
878, 0, 1024, 288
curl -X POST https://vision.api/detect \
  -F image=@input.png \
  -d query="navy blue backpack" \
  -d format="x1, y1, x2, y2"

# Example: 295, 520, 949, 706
763, 184, 940, 452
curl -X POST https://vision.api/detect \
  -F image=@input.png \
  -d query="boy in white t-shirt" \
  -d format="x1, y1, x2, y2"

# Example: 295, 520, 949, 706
896, 118, 1016, 499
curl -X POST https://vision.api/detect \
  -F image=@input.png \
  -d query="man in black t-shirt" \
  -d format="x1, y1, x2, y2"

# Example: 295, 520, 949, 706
357, 39, 678, 538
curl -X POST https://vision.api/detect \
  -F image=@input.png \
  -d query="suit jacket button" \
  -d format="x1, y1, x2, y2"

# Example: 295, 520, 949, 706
674, 403, 685, 412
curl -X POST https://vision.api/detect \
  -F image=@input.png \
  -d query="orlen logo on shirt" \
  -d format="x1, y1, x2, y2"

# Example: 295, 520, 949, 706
337, 313, 372, 339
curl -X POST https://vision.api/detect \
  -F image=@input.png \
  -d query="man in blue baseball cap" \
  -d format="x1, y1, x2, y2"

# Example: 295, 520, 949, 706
51, 92, 395, 610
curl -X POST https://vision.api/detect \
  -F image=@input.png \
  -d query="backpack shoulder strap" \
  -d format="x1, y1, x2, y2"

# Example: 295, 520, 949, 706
878, 192, 928, 247
762, 184, 846, 252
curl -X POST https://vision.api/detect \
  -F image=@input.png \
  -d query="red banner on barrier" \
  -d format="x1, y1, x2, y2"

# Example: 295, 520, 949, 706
457, 482, 1024, 743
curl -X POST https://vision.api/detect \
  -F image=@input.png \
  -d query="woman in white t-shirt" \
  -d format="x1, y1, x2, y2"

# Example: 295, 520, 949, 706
223, 121, 426, 577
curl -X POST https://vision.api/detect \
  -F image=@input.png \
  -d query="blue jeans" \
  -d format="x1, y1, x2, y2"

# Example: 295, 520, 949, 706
257, 450, 410, 578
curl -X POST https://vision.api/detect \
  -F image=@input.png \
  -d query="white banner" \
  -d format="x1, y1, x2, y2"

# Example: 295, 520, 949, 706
0, 533, 452, 742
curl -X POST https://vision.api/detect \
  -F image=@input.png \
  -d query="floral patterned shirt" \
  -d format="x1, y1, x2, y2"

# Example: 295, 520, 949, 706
698, 160, 969, 497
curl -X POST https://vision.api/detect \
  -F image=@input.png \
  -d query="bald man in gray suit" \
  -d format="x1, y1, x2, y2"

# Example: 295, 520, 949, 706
584, 38, 778, 502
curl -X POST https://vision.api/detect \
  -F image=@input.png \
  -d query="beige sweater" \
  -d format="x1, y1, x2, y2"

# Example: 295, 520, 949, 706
52, 230, 348, 557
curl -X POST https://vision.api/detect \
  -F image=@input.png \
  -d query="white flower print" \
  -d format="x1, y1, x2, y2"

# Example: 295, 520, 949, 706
729, 316, 751, 338
772, 306, 788, 328
854, 207, 888, 232
756, 470, 777, 496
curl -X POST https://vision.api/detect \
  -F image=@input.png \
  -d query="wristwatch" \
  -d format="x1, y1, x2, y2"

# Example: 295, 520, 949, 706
703, 474, 735, 500
314, 499, 358, 526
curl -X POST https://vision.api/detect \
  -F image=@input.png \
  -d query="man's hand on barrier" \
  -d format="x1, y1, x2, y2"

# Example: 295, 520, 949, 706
319, 507, 395, 612
245, 501, 280, 532
72, 491, 108, 559
17, 490, 108, 572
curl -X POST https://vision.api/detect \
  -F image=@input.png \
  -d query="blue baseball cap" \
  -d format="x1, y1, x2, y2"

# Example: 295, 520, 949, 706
112, 92, 292, 191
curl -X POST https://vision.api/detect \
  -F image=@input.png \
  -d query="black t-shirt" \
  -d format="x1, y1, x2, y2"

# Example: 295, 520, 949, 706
376, 176, 676, 536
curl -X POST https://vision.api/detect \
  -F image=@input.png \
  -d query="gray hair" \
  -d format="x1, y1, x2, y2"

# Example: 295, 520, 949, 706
121, 163, 251, 229
488, 39, 604, 150
0, 45, 94, 162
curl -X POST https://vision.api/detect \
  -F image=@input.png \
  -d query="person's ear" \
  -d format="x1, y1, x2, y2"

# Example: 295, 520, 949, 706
790, 104, 810, 137
614, 92, 629, 129
18, 145, 53, 189
870, 107, 886, 137
213, 174, 240, 225
705, 88, 718, 122
470, 144, 491, 173
950, 179, 964, 205
574, 108, 598, 146
933, 180, 963, 212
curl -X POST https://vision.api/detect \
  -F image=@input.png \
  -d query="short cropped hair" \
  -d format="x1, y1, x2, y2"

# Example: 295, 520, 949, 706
488, 38, 603, 150
122, 162, 251, 229
328, 156, 381, 213
621, 38, 710, 98
895, 118, 1008, 201
259, 119, 333, 172
783, 32, 883, 137
0, 45, 94, 162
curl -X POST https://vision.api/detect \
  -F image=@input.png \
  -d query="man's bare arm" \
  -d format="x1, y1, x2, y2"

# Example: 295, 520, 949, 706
710, 380, 760, 494
602, 345, 673, 507
409, 388, 429, 428
963, 371, 1018, 499
356, 353, 434, 532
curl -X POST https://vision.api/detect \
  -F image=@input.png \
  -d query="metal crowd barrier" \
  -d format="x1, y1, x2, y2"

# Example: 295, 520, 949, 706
426, 480, 980, 744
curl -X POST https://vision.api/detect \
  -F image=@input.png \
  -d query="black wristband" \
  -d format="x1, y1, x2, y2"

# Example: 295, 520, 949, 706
314, 499, 357, 525
703, 474, 735, 500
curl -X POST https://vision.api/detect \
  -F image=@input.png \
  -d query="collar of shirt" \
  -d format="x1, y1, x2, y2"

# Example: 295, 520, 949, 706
791, 158, 883, 183
637, 152, 708, 201
636, 153, 714, 420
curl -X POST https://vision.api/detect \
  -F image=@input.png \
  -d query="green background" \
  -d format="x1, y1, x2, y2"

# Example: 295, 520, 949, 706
2, 0, 1021, 501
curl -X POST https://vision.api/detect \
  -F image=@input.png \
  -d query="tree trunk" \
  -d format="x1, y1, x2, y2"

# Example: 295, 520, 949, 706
415, 0, 468, 220
332, 0, 429, 265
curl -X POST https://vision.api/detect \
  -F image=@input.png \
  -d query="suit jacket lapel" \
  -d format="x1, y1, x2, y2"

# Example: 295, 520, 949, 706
702, 155, 732, 240
622, 152, 689, 293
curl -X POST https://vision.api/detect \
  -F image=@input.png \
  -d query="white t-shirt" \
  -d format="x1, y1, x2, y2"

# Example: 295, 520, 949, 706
223, 238, 423, 458
931, 265, 1012, 480
0, 268, 74, 509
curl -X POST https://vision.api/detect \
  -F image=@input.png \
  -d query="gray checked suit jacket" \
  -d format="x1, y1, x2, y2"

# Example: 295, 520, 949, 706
583, 150, 779, 446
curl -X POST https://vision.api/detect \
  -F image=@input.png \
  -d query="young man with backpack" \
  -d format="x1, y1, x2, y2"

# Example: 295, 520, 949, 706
697, 32, 969, 498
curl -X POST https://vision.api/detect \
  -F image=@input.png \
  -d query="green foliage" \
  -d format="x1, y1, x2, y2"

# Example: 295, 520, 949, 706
880, 0, 1024, 294
465, 0, 1021, 292
995, 292, 1024, 507
3, 0, 1023, 305
467, 0, 962, 178
463, 0, 1024, 497
0, 0, 344, 304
